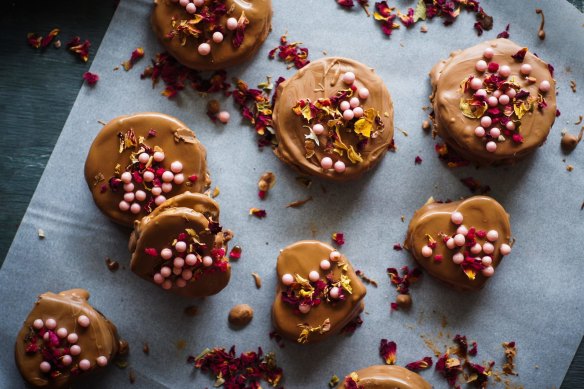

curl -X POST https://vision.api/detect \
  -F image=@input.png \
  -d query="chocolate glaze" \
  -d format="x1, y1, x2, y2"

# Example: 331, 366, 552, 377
151, 0, 272, 71
337, 365, 431, 389
271, 240, 366, 344
404, 196, 511, 291
129, 192, 232, 297
15, 289, 122, 389
84, 112, 211, 227
273, 57, 394, 181
430, 39, 557, 165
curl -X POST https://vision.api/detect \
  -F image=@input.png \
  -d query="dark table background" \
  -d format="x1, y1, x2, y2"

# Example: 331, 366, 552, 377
1, 0, 582, 387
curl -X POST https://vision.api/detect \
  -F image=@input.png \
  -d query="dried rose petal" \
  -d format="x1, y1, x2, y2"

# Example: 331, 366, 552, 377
405, 356, 433, 372
331, 232, 345, 246
249, 208, 267, 218
67, 36, 91, 62
379, 339, 397, 365
268, 34, 310, 69
122, 47, 145, 71
82, 71, 99, 86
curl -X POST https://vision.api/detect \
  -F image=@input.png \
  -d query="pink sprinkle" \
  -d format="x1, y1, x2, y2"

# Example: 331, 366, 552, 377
202, 256, 213, 267
506, 88, 517, 98
482, 266, 495, 277
486, 141, 497, 152
79, 359, 91, 371
130, 203, 141, 214
155, 195, 167, 205
121, 171, 132, 184
153, 273, 164, 284
57, 328, 68, 338
185, 254, 197, 266
162, 171, 174, 183
160, 267, 171, 278
475, 89, 487, 98
226, 17, 238, 31
452, 253, 464, 264
62, 355, 73, 366
182, 269, 193, 280
470, 78, 483, 90
474, 126, 486, 137
299, 304, 311, 314
194, 0, 204, 5
334, 160, 346, 173
45, 318, 57, 330
446, 238, 455, 249
349, 97, 360, 108
218, 111, 230, 123
175, 241, 187, 253
421, 245, 433, 258
308, 271, 320, 282
162, 280, 172, 290
539, 80, 551, 92
143, 171, 155, 182
454, 234, 466, 246
470, 243, 482, 254
329, 287, 340, 299
342, 71, 355, 84
96, 356, 108, 367
151, 186, 162, 196
123, 183, 134, 192
498, 65, 511, 78
138, 152, 149, 164
520, 63, 532, 75
481, 256, 492, 266
329, 251, 341, 261
487, 96, 498, 107
123, 192, 135, 203
483, 47, 494, 59
500, 243, 512, 255
179, 0, 189, 6
198, 43, 211, 56
153, 151, 165, 162
493, 89, 502, 98
358, 87, 369, 99
506, 121, 516, 131
185, 3, 196, 14
281, 273, 294, 285
176, 278, 187, 288
321, 157, 333, 170
77, 315, 90, 327
343, 109, 354, 120
170, 161, 183, 173
162, 182, 173, 193
498, 94, 510, 105
480, 116, 492, 128
67, 333, 78, 344
173, 173, 185, 185
174, 257, 185, 268
475, 60, 487, 72
33, 319, 44, 329
457, 225, 468, 236
483, 242, 495, 254
212, 31, 224, 43
340, 101, 350, 111
490, 128, 501, 138
70, 345, 82, 355
135, 190, 147, 202
320, 259, 331, 270
353, 107, 364, 118
451, 212, 463, 225
40, 361, 51, 373
313, 124, 324, 135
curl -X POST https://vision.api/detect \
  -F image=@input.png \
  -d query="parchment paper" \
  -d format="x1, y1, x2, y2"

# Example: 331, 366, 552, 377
1, 0, 583, 387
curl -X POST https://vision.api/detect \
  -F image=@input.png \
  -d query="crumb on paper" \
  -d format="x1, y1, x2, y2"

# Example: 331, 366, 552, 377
142, 342, 149, 355
105, 257, 119, 272
184, 305, 198, 316
570, 80, 577, 93
566, 164, 574, 172
211, 186, 220, 198
286, 196, 313, 208
98, 119, 107, 126
37, 229, 45, 239
251, 272, 262, 288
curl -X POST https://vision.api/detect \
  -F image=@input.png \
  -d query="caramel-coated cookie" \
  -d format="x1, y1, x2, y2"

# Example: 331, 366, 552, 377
337, 365, 431, 389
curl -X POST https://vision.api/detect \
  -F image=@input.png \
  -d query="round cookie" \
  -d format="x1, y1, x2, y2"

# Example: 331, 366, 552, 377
272, 57, 394, 181
15, 289, 124, 389
84, 112, 211, 227
271, 240, 366, 344
430, 38, 557, 165
151, 0, 272, 71
129, 192, 233, 297
404, 196, 512, 291
337, 365, 431, 389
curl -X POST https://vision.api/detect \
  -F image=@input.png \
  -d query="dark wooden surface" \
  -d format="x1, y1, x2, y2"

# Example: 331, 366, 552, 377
0, 0, 582, 387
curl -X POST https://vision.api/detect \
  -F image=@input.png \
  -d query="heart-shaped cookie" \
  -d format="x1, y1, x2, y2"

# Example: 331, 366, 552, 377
271, 240, 366, 344
405, 196, 512, 291
337, 365, 431, 389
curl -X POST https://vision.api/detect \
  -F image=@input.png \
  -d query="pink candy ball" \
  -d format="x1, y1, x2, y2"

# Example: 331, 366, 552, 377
202, 256, 213, 267
353, 107, 364, 118
482, 266, 495, 277
506, 88, 517, 98
151, 186, 162, 196
130, 203, 141, 214
506, 121, 516, 131
334, 160, 346, 173
498, 94, 510, 105
329, 286, 340, 299
487, 230, 499, 241
452, 253, 464, 265
454, 234, 466, 247
198, 43, 211, 56
487, 96, 499, 107
170, 161, 183, 173
143, 171, 155, 182
67, 332, 78, 344
421, 245, 433, 258
349, 97, 360, 108
480, 116, 492, 128
123, 183, 134, 192
185, 254, 197, 266
155, 195, 166, 205
79, 359, 91, 371
498, 65, 511, 77
212, 31, 224, 43
282, 273, 294, 285
175, 241, 187, 253
500, 243, 512, 255
121, 171, 132, 183
483, 47, 494, 59
475, 60, 487, 72
340, 101, 350, 111
123, 192, 135, 203
96, 356, 108, 367
33, 319, 44, 329
162, 170, 174, 183
186, 3, 196, 14
446, 238, 455, 250
475, 89, 487, 98
174, 173, 184, 185
172, 267, 181, 275
451, 211, 463, 225
153, 151, 165, 162
135, 190, 147, 202
174, 257, 185, 268
179, 0, 189, 6
330, 251, 341, 261
45, 318, 57, 329
343, 109, 354, 121
342, 71, 355, 84
457, 225, 468, 236
161, 267, 171, 277
194, 0, 204, 5
490, 128, 501, 138
138, 152, 149, 164
299, 304, 311, 314
470, 78, 483, 90
226, 17, 238, 31
539, 80, 551, 92
182, 269, 193, 280
70, 345, 81, 355
358, 87, 369, 99
176, 278, 187, 288
486, 141, 497, 153
40, 361, 51, 373
493, 90, 502, 98
481, 256, 492, 266
117, 200, 128, 211
77, 315, 90, 327
62, 355, 73, 366
483, 242, 495, 254
475, 126, 486, 137
218, 111, 230, 123
320, 259, 331, 270
313, 124, 324, 135
471, 243, 482, 254
57, 328, 68, 338
308, 271, 320, 282
520, 63, 532, 75
321, 157, 333, 170
162, 182, 173, 193
153, 273, 164, 284
162, 280, 172, 290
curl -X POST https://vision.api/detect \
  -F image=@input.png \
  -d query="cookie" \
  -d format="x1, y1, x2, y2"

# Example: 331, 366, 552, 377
84, 112, 211, 227
151, 0, 272, 70
15, 289, 124, 389
430, 38, 557, 165
129, 192, 233, 297
404, 196, 512, 291
337, 365, 431, 389
272, 57, 394, 181
271, 240, 366, 344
